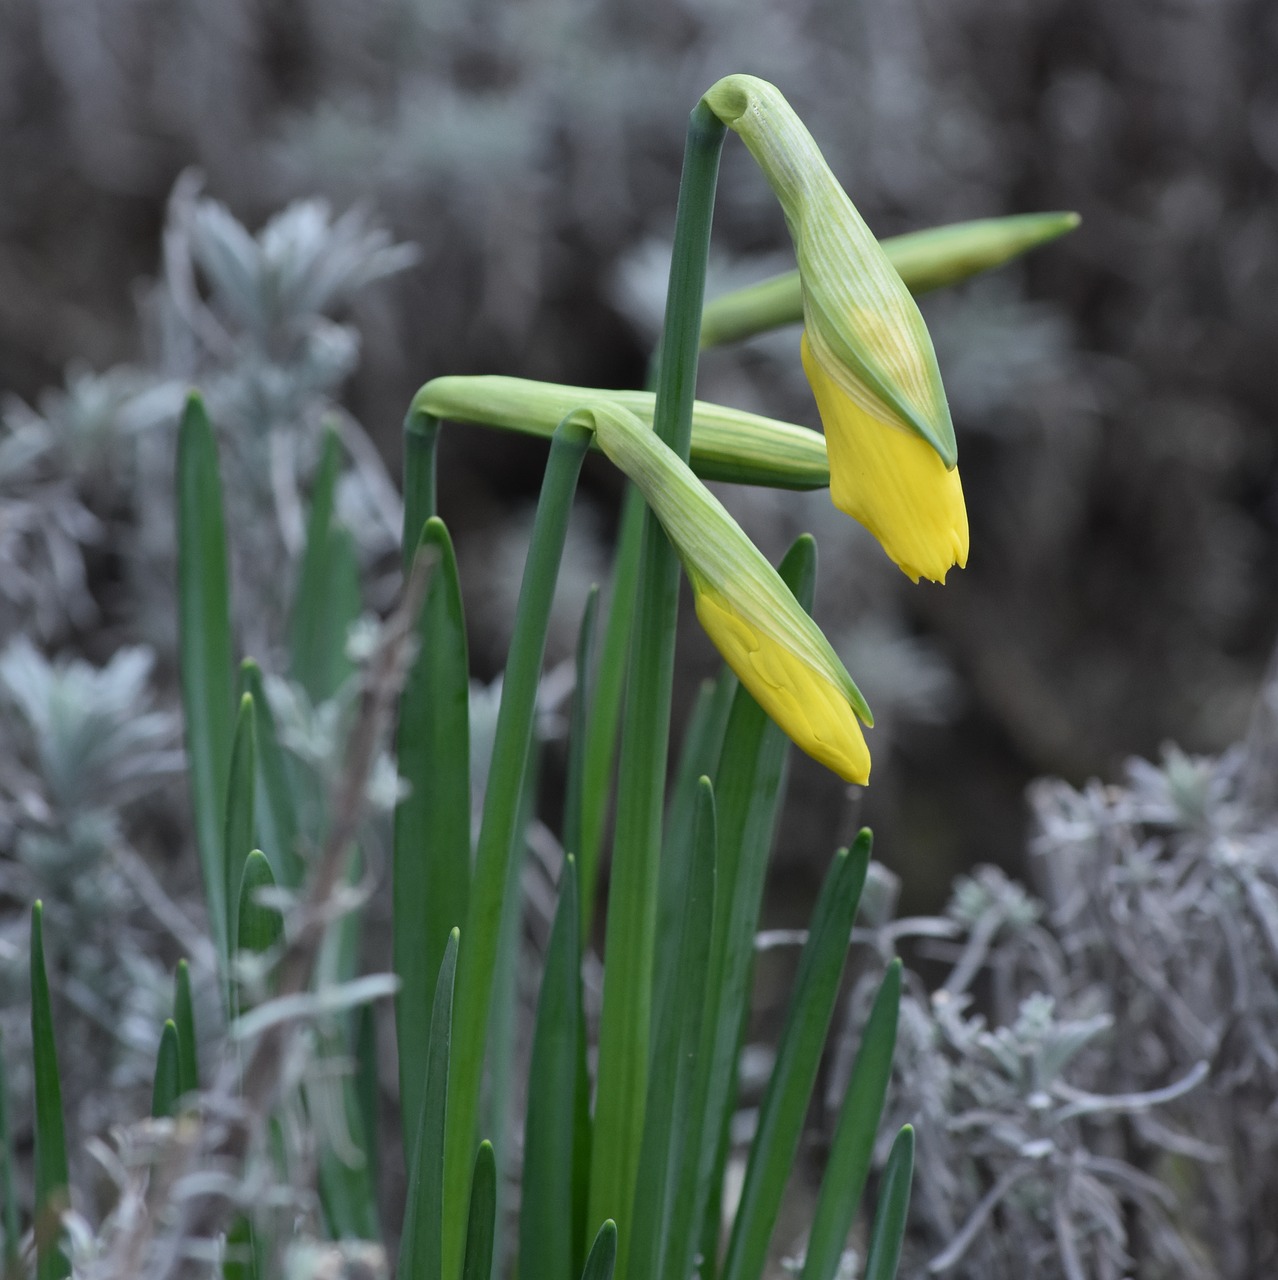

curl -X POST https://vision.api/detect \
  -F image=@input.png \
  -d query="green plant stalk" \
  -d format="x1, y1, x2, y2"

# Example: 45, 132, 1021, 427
176, 392, 235, 970
578, 482, 644, 942
174, 958, 199, 1097
0, 1030, 18, 1276
862, 1126, 915, 1280
403, 412, 440, 575
441, 420, 593, 1280
720, 835, 871, 1280
801, 959, 902, 1280
564, 591, 599, 868
30, 903, 69, 1280
698, 211, 1081, 347
588, 98, 725, 1269
395, 516, 471, 1169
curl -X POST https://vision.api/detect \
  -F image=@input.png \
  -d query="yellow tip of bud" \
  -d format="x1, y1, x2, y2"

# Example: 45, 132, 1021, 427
695, 587, 871, 784
803, 333, 968, 584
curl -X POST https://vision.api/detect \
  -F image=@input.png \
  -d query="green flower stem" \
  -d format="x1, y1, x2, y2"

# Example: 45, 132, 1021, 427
442, 419, 593, 1280
698, 211, 1080, 348
403, 409, 440, 574
588, 97, 725, 1269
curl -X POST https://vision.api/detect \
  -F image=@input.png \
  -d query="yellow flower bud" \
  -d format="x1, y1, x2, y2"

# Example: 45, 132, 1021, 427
582, 401, 873, 784
703, 74, 969, 583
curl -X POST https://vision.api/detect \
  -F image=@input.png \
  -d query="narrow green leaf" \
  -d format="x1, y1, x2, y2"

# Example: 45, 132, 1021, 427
402, 412, 440, 575
862, 1126, 914, 1280
692, 535, 815, 1280
802, 960, 902, 1280
224, 693, 257, 963
316, 1082, 381, 1243
564, 592, 599, 867
222, 1215, 257, 1280
236, 850, 282, 959
30, 903, 69, 1280
520, 858, 582, 1280
461, 1142, 497, 1280
239, 660, 302, 888
290, 427, 360, 704
578, 483, 644, 942
173, 958, 200, 1097
401, 929, 459, 1280
151, 1021, 182, 1119
721, 836, 872, 1280
443, 422, 591, 1280
355, 1003, 380, 1205
580, 1221, 618, 1280
0, 1030, 21, 1274
177, 391, 235, 969
628, 779, 717, 1280
395, 516, 471, 1170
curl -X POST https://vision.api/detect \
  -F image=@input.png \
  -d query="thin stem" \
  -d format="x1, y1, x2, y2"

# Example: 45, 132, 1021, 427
403, 407, 440, 570
589, 97, 725, 1268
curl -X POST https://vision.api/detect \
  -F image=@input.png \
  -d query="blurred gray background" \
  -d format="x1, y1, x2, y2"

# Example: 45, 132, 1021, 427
4, 0, 1277, 912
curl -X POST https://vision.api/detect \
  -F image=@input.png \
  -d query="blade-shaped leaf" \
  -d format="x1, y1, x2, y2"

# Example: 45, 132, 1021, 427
721, 834, 872, 1280
236, 849, 282, 959
174, 958, 200, 1098
521, 858, 582, 1280
151, 1020, 182, 1119
461, 1142, 497, 1280
177, 391, 235, 968
0, 1030, 20, 1273
30, 903, 69, 1280
580, 1221, 617, 1280
862, 1126, 914, 1280
225, 694, 258, 960
563, 591, 599, 869
395, 517, 470, 1168
239, 660, 302, 888
802, 959, 902, 1280
401, 929, 459, 1280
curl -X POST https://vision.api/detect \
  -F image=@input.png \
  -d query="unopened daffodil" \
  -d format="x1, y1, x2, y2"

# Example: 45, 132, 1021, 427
703, 74, 969, 583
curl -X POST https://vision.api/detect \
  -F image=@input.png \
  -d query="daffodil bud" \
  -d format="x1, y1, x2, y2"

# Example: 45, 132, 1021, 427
577, 400, 873, 784
702, 74, 969, 584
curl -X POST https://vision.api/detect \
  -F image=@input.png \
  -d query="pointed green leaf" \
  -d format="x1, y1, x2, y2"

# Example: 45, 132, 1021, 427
173, 958, 200, 1098
239, 660, 302, 888
395, 517, 471, 1169
177, 391, 235, 969
290, 427, 360, 704
862, 1126, 914, 1280
721, 835, 872, 1280
236, 850, 282, 960
801, 959, 902, 1280
225, 695, 258, 960
564, 592, 599, 868
444, 423, 591, 1280
0, 1030, 20, 1274
151, 1020, 182, 1119
222, 1215, 258, 1280
461, 1142, 497, 1280
520, 859, 582, 1280
400, 928, 459, 1280
30, 903, 69, 1280
580, 1221, 617, 1280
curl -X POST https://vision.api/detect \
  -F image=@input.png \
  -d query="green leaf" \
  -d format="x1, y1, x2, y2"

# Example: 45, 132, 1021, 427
290, 426, 360, 704
225, 694, 258, 960
580, 1221, 617, 1280
692, 535, 814, 1280
628, 779, 717, 1280
520, 858, 582, 1280
721, 835, 871, 1280
395, 516, 471, 1169
401, 929, 459, 1280
461, 1142, 497, 1280
578, 483, 644, 941
355, 1003, 380, 1207
0, 1030, 21, 1274
801, 959, 902, 1280
30, 903, 69, 1280
151, 1020, 182, 1119
239, 660, 302, 888
173, 958, 200, 1098
222, 1215, 258, 1280
862, 1126, 914, 1280
443, 422, 591, 1280
563, 591, 599, 868
236, 850, 282, 960
177, 391, 235, 969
